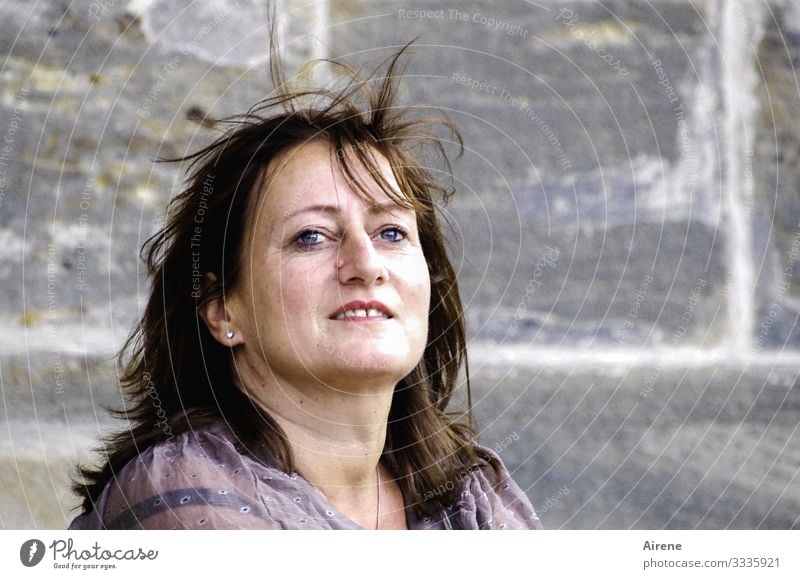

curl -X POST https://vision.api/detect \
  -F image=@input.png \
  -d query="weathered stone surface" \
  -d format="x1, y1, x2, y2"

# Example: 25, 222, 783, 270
752, 1, 800, 350
0, 354, 119, 529
470, 363, 800, 529
0, 0, 279, 335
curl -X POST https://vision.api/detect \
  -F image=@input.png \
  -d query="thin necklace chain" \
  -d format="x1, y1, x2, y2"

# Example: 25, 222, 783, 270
375, 463, 381, 530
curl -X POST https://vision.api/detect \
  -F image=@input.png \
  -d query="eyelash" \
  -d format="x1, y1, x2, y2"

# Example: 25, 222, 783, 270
293, 226, 408, 250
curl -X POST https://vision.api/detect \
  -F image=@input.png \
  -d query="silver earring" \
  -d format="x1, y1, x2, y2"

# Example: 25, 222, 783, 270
225, 329, 235, 339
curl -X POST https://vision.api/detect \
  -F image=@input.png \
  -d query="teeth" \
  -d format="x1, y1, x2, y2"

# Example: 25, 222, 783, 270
334, 308, 389, 320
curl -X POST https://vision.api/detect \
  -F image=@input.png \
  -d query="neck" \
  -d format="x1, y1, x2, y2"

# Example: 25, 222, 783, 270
234, 352, 396, 527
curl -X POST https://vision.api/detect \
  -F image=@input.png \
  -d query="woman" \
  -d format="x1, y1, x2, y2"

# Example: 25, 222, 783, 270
69, 47, 542, 530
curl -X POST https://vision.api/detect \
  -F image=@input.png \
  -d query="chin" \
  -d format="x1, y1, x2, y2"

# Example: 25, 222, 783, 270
321, 348, 420, 383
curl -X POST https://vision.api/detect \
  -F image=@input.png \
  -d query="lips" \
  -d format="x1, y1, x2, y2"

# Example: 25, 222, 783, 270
330, 300, 394, 321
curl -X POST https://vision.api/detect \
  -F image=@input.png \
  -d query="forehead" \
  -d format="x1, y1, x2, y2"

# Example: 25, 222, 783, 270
258, 139, 405, 215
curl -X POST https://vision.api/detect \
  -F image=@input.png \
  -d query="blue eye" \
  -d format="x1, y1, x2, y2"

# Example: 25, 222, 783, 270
379, 227, 406, 242
296, 230, 324, 247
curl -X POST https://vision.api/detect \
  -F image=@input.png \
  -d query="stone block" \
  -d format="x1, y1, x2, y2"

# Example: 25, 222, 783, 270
470, 362, 800, 529
752, 2, 800, 350
0, 353, 120, 529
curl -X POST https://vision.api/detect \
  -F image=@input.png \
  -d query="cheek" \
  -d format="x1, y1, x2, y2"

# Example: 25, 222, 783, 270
402, 256, 432, 319
275, 262, 324, 324
416, 280, 432, 319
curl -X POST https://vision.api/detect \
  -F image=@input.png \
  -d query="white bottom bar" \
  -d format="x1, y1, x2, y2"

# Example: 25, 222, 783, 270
1, 530, 797, 578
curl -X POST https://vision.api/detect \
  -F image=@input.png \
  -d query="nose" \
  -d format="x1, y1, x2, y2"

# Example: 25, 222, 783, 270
336, 231, 389, 286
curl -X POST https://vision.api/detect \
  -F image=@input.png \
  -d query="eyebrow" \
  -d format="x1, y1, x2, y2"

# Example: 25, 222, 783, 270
284, 202, 411, 220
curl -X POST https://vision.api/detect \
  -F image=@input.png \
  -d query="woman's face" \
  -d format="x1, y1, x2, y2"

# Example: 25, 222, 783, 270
226, 139, 431, 390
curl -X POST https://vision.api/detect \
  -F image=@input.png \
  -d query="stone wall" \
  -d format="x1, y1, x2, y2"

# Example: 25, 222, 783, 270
1, 0, 798, 529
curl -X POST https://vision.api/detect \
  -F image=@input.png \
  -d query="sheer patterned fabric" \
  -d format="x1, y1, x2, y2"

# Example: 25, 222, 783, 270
69, 423, 542, 530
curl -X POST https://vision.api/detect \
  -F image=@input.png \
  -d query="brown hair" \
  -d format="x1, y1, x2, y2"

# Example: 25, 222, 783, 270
73, 44, 485, 519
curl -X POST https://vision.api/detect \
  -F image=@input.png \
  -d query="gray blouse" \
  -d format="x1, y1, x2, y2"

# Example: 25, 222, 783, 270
69, 423, 543, 530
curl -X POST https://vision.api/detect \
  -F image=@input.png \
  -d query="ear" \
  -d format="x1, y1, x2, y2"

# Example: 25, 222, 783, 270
197, 272, 244, 347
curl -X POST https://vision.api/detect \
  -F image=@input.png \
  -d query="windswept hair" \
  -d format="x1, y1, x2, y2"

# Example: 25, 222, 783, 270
73, 43, 486, 519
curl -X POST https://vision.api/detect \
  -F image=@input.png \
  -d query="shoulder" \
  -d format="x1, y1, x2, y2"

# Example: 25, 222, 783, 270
452, 444, 543, 530
82, 423, 283, 529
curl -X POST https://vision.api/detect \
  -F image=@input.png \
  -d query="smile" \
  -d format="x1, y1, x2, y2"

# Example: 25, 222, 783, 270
334, 308, 390, 320
330, 300, 394, 321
